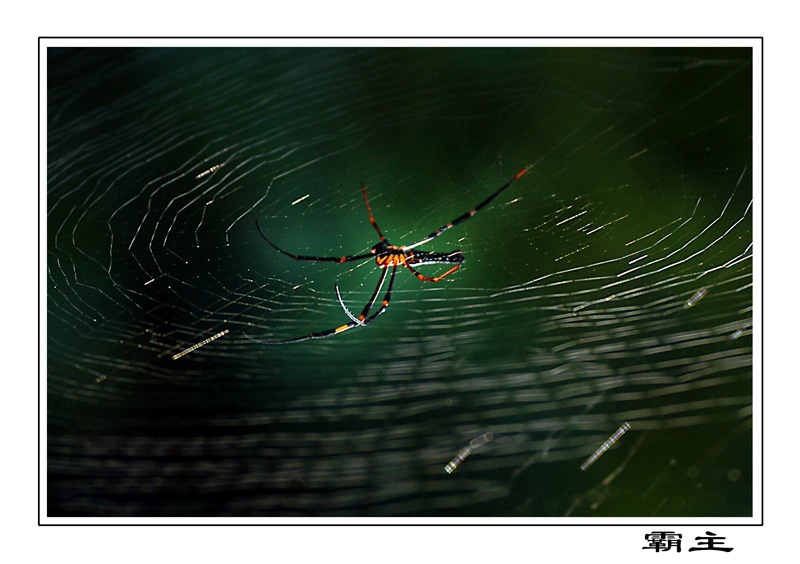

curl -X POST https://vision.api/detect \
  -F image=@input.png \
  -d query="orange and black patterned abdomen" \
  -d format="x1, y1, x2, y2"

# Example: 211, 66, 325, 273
406, 250, 464, 266
371, 242, 465, 269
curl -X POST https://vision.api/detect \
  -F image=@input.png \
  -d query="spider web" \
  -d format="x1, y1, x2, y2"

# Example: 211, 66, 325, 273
46, 45, 755, 518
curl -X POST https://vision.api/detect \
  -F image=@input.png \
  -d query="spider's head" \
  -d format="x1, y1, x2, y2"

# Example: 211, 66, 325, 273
371, 241, 390, 255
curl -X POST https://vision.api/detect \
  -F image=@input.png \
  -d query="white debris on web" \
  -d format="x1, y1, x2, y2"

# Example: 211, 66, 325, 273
581, 422, 631, 471
444, 432, 493, 474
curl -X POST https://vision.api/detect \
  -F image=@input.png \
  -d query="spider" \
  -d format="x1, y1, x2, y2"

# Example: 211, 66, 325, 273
251, 166, 530, 344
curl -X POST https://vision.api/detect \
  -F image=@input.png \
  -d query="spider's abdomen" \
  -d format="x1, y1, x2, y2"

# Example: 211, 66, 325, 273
407, 250, 465, 266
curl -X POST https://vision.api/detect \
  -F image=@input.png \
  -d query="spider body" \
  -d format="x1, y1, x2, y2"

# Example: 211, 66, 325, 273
372, 241, 465, 271
371, 241, 409, 267
252, 166, 530, 344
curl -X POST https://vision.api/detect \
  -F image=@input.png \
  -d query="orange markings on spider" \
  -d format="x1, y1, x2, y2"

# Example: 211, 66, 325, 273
375, 249, 414, 267
251, 167, 531, 343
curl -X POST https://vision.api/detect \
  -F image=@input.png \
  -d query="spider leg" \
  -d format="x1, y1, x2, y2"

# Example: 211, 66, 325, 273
247, 266, 396, 344
244, 323, 352, 345
404, 262, 461, 282
404, 166, 530, 250
336, 285, 366, 326
359, 265, 397, 325
335, 266, 389, 326
361, 183, 387, 242
256, 219, 374, 263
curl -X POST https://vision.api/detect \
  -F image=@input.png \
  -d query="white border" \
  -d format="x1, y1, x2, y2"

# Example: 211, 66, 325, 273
37, 36, 764, 561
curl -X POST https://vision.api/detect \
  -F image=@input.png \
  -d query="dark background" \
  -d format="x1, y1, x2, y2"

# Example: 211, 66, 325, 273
47, 47, 753, 517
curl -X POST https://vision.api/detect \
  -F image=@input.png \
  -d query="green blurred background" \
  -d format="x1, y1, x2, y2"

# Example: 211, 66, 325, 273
47, 46, 753, 517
